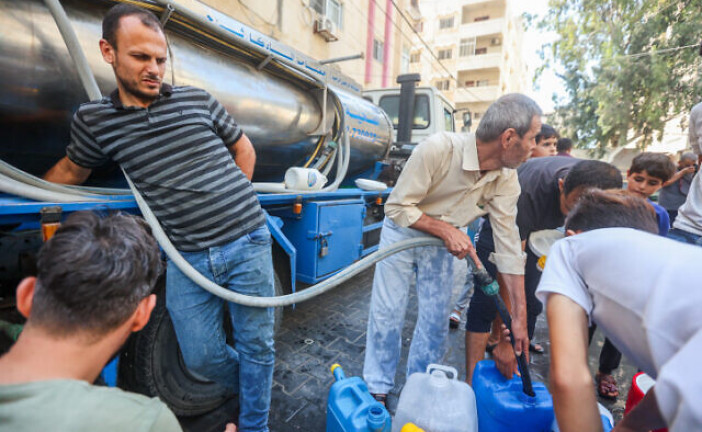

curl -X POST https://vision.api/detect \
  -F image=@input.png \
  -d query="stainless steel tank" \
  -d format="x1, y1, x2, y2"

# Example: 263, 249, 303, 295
0, 0, 391, 184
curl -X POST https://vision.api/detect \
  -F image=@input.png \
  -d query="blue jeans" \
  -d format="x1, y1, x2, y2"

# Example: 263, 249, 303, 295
363, 218, 456, 395
668, 227, 702, 246
166, 225, 275, 432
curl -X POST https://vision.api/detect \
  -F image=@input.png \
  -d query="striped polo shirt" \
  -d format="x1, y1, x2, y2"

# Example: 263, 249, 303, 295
66, 84, 265, 251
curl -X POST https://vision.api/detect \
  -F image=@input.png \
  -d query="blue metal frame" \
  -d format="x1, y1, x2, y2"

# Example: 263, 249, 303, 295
265, 213, 296, 294
0, 187, 390, 290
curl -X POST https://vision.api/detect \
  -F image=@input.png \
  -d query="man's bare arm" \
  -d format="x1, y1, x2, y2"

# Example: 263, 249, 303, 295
44, 156, 92, 185
547, 293, 600, 432
410, 214, 478, 262
227, 133, 256, 180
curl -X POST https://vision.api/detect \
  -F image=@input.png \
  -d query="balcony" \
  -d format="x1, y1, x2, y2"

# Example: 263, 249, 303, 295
457, 52, 501, 71
453, 85, 499, 104
460, 17, 505, 38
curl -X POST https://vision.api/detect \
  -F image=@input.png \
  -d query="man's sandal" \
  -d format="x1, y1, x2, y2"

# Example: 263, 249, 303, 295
371, 393, 387, 407
595, 372, 619, 399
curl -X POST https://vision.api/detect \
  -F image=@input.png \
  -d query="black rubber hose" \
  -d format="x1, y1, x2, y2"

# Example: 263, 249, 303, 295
473, 265, 536, 397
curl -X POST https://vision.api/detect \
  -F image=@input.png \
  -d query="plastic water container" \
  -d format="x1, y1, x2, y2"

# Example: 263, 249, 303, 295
326, 364, 391, 432
551, 402, 614, 431
472, 360, 554, 431
391, 364, 478, 432
624, 372, 667, 432
285, 167, 327, 190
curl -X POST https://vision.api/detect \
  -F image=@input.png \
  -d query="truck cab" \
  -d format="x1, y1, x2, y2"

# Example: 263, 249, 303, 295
363, 86, 456, 153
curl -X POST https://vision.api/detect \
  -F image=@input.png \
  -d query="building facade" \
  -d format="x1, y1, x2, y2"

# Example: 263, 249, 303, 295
200, 0, 420, 90
409, 0, 528, 130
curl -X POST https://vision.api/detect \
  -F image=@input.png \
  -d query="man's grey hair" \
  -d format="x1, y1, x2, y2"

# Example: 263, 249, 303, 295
475, 94, 542, 142
681, 152, 697, 162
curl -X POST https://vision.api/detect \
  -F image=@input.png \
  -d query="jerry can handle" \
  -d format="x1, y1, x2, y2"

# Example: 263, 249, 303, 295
426, 364, 458, 380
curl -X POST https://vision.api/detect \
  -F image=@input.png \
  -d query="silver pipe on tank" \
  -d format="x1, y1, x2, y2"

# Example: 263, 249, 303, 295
43, 0, 101, 101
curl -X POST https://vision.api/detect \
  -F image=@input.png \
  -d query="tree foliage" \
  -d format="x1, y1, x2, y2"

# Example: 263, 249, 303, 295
535, 0, 702, 153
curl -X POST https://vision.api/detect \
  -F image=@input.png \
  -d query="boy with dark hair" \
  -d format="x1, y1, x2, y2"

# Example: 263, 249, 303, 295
536, 189, 702, 432
464, 158, 622, 382
627, 152, 676, 236
532, 124, 559, 158
0, 212, 181, 431
556, 137, 573, 156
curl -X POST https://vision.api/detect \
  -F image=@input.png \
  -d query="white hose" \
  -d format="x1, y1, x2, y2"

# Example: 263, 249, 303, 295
0, 173, 104, 203
0, 159, 130, 197
127, 168, 440, 307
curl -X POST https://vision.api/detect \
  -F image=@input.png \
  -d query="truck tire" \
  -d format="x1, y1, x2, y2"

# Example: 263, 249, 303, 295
118, 281, 231, 416
119, 271, 284, 416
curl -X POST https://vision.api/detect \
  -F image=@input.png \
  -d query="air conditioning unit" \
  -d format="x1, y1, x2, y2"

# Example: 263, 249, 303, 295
490, 37, 502, 46
314, 16, 339, 42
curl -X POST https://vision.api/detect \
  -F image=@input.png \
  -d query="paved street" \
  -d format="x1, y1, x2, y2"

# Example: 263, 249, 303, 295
182, 264, 637, 431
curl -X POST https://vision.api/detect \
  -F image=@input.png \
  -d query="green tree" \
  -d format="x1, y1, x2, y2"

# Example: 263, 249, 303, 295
534, 0, 702, 154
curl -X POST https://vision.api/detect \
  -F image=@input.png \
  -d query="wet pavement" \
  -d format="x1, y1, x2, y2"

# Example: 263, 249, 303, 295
263, 263, 637, 431
179, 263, 637, 431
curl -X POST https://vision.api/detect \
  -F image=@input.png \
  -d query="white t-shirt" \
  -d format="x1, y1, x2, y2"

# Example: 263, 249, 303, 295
535, 228, 702, 432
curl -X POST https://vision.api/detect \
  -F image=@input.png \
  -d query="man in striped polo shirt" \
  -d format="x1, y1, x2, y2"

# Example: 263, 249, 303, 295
44, 5, 274, 431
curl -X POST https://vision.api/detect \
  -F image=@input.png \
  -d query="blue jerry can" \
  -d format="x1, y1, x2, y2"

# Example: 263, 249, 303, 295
327, 364, 391, 432
472, 360, 554, 432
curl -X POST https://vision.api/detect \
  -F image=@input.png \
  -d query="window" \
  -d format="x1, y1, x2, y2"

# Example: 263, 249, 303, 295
311, 0, 344, 28
474, 15, 489, 22
411, 0, 419, 7
439, 16, 455, 29
464, 80, 475, 87
414, 21, 424, 32
476, 79, 490, 87
410, 52, 421, 63
474, 112, 482, 120
378, 94, 431, 129
459, 38, 476, 57
436, 79, 451, 90
443, 108, 454, 132
475, 47, 487, 55
438, 48, 452, 60
401, 47, 410, 73
373, 39, 384, 63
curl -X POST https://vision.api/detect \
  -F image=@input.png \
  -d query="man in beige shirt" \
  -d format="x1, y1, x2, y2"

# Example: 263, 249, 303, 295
363, 94, 541, 404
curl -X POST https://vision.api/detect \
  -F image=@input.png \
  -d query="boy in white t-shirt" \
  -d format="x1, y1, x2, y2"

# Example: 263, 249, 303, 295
535, 189, 702, 432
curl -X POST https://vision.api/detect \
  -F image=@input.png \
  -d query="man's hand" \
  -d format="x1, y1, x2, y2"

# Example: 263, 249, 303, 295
510, 313, 529, 359
493, 340, 519, 379
498, 273, 529, 358
409, 215, 479, 262
441, 224, 478, 261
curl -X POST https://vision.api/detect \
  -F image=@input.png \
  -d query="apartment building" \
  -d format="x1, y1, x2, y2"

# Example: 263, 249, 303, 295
200, 0, 420, 89
409, 0, 528, 130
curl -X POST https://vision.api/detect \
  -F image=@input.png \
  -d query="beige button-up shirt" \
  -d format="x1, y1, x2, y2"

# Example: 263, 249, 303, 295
385, 132, 525, 275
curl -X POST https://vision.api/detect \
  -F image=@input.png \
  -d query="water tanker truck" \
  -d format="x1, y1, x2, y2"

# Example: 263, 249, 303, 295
0, 0, 455, 417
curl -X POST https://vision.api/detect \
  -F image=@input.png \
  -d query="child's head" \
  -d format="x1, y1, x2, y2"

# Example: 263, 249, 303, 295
565, 189, 659, 235
532, 124, 559, 158
558, 160, 623, 216
556, 137, 573, 154
626, 152, 676, 199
